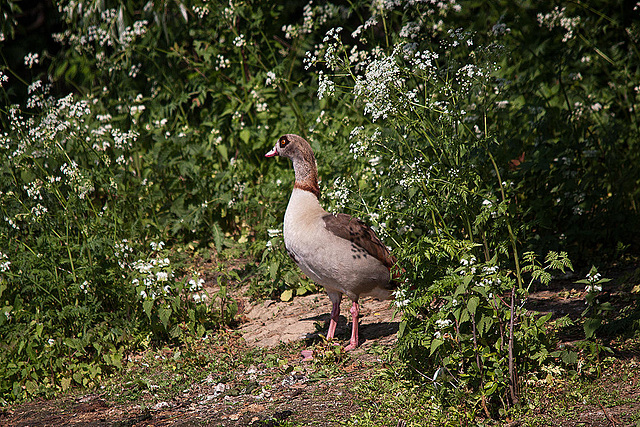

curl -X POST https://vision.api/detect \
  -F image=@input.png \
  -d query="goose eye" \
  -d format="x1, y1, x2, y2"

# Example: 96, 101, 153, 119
279, 137, 289, 148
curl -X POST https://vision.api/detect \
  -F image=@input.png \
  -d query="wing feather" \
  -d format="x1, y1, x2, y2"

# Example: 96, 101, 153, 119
322, 213, 396, 269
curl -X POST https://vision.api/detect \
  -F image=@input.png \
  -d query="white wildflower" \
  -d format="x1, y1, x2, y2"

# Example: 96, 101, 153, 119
24, 52, 39, 68
435, 318, 452, 329
0, 252, 10, 272
233, 34, 246, 47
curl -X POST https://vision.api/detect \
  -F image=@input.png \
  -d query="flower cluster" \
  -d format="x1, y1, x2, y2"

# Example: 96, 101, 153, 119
584, 270, 603, 293
537, 6, 581, 43
353, 50, 404, 121
24, 52, 39, 68
459, 256, 477, 274
392, 287, 410, 308
0, 252, 10, 273
60, 161, 94, 200
131, 254, 175, 301
317, 71, 335, 100
326, 177, 350, 212
54, 4, 149, 56
251, 89, 268, 113
282, 1, 340, 40
265, 228, 282, 250
216, 54, 230, 71
193, 5, 210, 19
265, 71, 277, 87
233, 34, 246, 47
188, 273, 208, 304
114, 239, 134, 268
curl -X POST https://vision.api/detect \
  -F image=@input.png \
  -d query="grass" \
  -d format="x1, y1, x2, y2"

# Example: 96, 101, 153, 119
102, 333, 638, 426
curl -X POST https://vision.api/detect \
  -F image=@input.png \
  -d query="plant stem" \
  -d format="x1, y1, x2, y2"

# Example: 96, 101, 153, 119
508, 284, 519, 405
487, 149, 523, 290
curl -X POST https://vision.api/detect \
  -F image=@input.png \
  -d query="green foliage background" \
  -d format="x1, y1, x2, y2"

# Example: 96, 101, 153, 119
0, 0, 638, 415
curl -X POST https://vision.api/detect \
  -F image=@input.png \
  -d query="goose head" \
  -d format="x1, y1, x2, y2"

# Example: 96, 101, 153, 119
266, 134, 320, 198
265, 134, 315, 164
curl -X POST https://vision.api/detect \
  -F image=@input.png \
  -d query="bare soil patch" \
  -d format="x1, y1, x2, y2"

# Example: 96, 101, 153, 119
237, 291, 399, 350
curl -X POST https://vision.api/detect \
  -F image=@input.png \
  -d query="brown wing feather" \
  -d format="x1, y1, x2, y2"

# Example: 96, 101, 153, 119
322, 213, 396, 269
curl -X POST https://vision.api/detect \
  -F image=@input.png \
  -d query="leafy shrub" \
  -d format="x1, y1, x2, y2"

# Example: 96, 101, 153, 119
0, 82, 235, 401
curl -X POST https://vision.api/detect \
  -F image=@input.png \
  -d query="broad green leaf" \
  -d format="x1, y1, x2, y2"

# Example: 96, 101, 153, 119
280, 289, 293, 302
430, 338, 444, 356
459, 308, 470, 324
240, 128, 251, 144
467, 296, 479, 316
169, 324, 182, 339
143, 299, 154, 319
583, 317, 601, 339
269, 260, 280, 281
478, 315, 493, 336
158, 306, 172, 329
561, 350, 578, 365
217, 144, 228, 161
536, 312, 553, 327
398, 321, 407, 338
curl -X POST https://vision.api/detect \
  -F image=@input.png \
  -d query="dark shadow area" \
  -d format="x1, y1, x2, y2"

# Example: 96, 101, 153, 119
526, 267, 640, 358
300, 313, 399, 347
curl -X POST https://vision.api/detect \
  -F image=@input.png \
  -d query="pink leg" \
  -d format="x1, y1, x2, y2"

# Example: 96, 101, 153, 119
327, 299, 340, 340
344, 301, 360, 351
326, 292, 342, 341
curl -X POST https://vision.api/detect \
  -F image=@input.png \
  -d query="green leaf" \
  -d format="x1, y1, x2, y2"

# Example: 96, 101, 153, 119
478, 315, 493, 336
143, 299, 154, 319
269, 260, 280, 281
583, 317, 602, 339
93, 342, 103, 355
467, 296, 479, 316
536, 312, 553, 327
212, 223, 224, 252
72, 371, 83, 385
561, 350, 578, 365
217, 144, 228, 161
398, 321, 407, 338
459, 308, 470, 324
158, 306, 172, 329
240, 128, 251, 144
430, 338, 444, 356
169, 324, 182, 339
280, 289, 293, 302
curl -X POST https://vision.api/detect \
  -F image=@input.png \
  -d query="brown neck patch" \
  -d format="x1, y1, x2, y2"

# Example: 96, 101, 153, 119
294, 181, 321, 199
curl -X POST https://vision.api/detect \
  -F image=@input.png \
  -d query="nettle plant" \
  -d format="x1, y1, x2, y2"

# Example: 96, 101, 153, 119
303, 3, 573, 415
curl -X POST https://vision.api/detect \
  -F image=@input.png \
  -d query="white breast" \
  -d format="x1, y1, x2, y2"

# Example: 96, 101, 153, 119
283, 188, 390, 301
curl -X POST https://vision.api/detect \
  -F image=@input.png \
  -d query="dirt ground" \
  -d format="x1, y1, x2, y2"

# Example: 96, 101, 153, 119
237, 292, 400, 349
1, 276, 639, 426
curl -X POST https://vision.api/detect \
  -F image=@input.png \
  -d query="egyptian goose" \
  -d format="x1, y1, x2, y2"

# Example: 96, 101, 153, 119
265, 134, 398, 350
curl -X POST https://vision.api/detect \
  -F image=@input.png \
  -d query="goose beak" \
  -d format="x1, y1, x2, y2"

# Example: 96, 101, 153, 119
265, 145, 278, 157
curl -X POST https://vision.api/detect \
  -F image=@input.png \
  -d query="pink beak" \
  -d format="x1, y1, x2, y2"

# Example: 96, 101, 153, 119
265, 146, 278, 157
